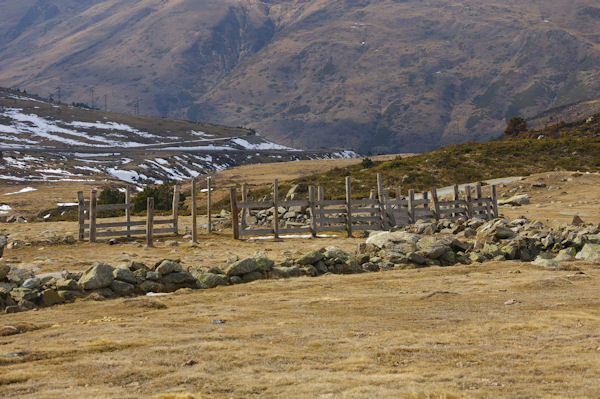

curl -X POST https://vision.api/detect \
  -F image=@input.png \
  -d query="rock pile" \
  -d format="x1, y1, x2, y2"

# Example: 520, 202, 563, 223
3, 235, 76, 249
362, 217, 600, 268
2, 216, 599, 314
0, 259, 197, 313
247, 206, 311, 227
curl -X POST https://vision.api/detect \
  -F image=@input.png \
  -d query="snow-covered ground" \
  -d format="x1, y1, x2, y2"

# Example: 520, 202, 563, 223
0, 93, 361, 185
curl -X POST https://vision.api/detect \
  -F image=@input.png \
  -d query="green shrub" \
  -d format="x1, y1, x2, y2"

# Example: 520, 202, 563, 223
133, 182, 186, 213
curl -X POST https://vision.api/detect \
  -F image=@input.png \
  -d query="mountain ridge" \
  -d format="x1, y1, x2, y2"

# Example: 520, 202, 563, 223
1, 0, 599, 152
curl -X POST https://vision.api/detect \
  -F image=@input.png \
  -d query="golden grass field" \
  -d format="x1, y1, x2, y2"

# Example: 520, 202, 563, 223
1, 165, 600, 398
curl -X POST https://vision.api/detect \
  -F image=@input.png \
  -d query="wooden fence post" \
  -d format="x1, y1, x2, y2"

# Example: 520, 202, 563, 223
241, 183, 248, 232
475, 183, 483, 218
230, 187, 239, 239
191, 178, 197, 243
376, 173, 383, 203
89, 189, 97, 243
408, 189, 415, 223
172, 184, 180, 235
77, 191, 85, 241
273, 179, 280, 239
376, 173, 388, 228
207, 176, 212, 234
453, 184, 460, 218
125, 188, 131, 238
318, 186, 324, 229
309, 186, 317, 237
370, 189, 377, 227
345, 176, 352, 238
423, 191, 429, 210
491, 185, 498, 218
465, 185, 473, 218
431, 187, 440, 219
146, 197, 154, 247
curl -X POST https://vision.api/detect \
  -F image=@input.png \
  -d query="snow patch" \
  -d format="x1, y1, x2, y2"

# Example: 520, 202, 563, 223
4, 187, 37, 195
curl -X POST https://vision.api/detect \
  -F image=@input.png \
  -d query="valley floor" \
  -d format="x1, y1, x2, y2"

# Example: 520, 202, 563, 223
0, 170, 600, 398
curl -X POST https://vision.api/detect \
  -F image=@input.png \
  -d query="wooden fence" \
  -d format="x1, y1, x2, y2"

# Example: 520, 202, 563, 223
190, 176, 214, 243
78, 185, 180, 247
230, 174, 498, 239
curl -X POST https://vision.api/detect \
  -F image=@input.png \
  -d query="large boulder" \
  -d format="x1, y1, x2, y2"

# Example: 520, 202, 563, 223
193, 272, 229, 289
41, 289, 64, 306
254, 252, 275, 272
110, 280, 135, 295
532, 256, 559, 268
297, 250, 324, 266
575, 244, 600, 263
498, 194, 530, 206
155, 260, 182, 275
226, 258, 258, 276
366, 231, 420, 249
78, 263, 115, 290
324, 247, 350, 262
416, 237, 451, 259
113, 268, 138, 284
162, 271, 195, 285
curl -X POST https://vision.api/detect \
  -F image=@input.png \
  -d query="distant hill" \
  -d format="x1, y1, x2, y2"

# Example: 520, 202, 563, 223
0, 87, 356, 185
527, 99, 600, 130
289, 113, 600, 199
0, 1, 599, 153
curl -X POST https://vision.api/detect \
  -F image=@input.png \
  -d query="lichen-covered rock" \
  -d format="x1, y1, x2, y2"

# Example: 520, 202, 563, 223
575, 243, 600, 262
138, 280, 161, 293
297, 250, 324, 265
155, 260, 182, 275
324, 247, 350, 262
110, 280, 135, 295
146, 271, 161, 281
41, 289, 64, 306
254, 253, 275, 272
342, 258, 362, 274
10, 287, 38, 302
469, 252, 486, 263
314, 261, 328, 274
193, 272, 228, 289
78, 263, 114, 290
366, 231, 420, 248
532, 256, 559, 268
162, 271, 194, 285
303, 265, 319, 277
362, 262, 380, 272
113, 268, 138, 284
407, 252, 427, 265
500, 242, 519, 260
556, 247, 576, 260
241, 271, 263, 283
226, 258, 258, 276
416, 237, 449, 259
229, 276, 243, 284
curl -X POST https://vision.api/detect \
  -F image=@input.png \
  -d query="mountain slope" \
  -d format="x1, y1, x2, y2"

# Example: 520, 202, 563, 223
1, 0, 599, 153
0, 87, 356, 185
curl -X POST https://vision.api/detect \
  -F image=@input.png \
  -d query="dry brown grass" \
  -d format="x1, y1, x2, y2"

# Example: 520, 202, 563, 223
1, 170, 600, 397
0, 261, 599, 398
